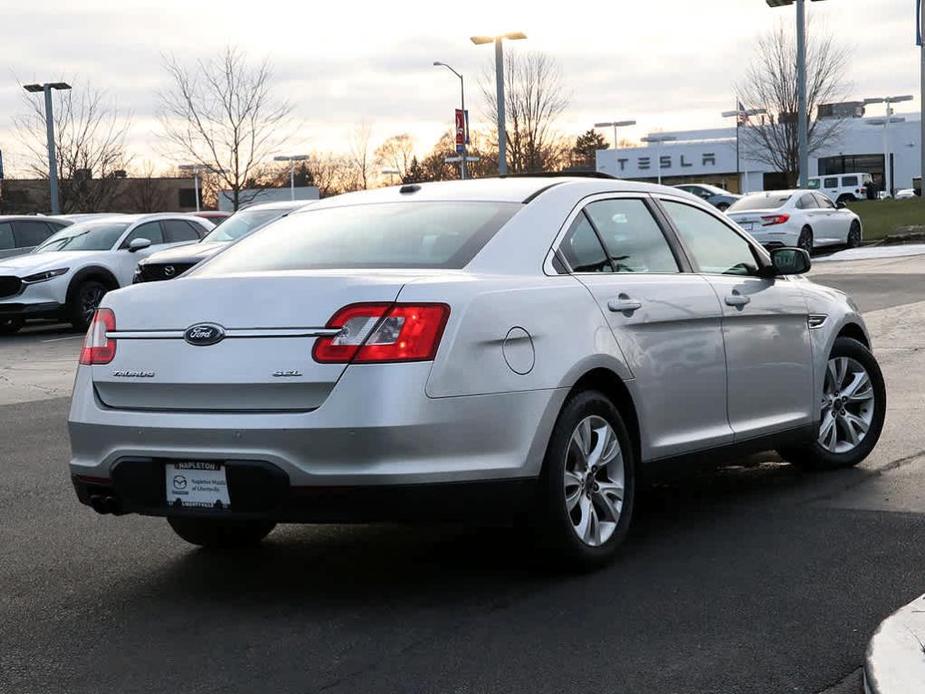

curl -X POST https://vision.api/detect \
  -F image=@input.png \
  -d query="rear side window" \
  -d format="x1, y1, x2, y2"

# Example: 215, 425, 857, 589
197, 202, 519, 273
662, 200, 759, 276
0, 223, 13, 250
12, 220, 53, 248
585, 199, 678, 273
162, 219, 202, 243
842, 176, 858, 187
559, 214, 611, 273
796, 194, 818, 210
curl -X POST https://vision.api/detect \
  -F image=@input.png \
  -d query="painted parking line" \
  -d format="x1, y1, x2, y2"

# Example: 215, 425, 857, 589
40, 335, 84, 343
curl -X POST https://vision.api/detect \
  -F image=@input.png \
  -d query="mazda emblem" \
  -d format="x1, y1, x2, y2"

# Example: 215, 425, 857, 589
184, 323, 226, 346
163, 265, 176, 277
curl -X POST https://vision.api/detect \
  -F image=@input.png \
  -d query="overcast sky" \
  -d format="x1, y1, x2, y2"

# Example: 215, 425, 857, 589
1, 0, 920, 175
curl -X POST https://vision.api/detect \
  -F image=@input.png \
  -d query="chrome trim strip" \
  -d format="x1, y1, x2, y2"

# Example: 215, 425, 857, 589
107, 328, 342, 339
808, 314, 828, 329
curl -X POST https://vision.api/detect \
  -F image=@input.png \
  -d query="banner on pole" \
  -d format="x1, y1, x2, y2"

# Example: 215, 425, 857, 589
455, 109, 468, 153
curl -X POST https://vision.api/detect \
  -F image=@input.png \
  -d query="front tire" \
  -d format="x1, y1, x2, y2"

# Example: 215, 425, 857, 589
797, 226, 814, 256
778, 337, 886, 470
0, 316, 24, 335
68, 280, 108, 331
535, 390, 635, 570
847, 221, 862, 248
167, 517, 277, 548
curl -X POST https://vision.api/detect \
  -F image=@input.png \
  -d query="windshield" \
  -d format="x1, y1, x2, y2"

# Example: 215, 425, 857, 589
727, 194, 791, 212
196, 201, 520, 274
202, 209, 291, 243
33, 221, 130, 252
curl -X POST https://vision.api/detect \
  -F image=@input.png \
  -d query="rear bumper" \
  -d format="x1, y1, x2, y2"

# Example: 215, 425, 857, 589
68, 362, 567, 491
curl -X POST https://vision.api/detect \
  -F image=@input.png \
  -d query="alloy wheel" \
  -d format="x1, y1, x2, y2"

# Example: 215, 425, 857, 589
563, 415, 625, 547
81, 286, 106, 324
798, 229, 813, 255
818, 356, 876, 453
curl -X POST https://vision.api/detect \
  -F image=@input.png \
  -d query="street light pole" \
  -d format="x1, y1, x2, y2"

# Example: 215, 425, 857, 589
23, 82, 71, 215
593, 120, 637, 150
921, 1, 925, 196
273, 155, 310, 201
642, 135, 677, 185
722, 105, 767, 194
434, 62, 468, 179
178, 164, 202, 212
471, 32, 527, 176
864, 96, 913, 196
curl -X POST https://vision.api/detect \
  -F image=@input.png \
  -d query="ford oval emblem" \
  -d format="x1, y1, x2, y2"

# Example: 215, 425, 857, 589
184, 323, 225, 346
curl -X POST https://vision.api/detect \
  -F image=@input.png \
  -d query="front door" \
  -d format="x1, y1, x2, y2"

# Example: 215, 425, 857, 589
555, 196, 732, 461
658, 197, 815, 440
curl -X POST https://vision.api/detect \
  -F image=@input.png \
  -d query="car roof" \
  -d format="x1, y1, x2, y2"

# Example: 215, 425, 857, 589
0, 215, 73, 223
238, 200, 315, 212
294, 177, 696, 212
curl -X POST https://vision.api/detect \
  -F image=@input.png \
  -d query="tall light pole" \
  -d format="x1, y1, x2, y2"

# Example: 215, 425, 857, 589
23, 82, 71, 215
864, 96, 912, 197
471, 32, 527, 176
273, 155, 310, 200
765, 0, 826, 187
178, 164, 204, 212
641, 135, 677, 185
593, 120, 637, 150
920, 0, 925, 197
722, 104, 767, 194
434, 61, 468, 180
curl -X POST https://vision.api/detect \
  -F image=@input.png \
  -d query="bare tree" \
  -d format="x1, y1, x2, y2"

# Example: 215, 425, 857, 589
159, 47, 292, 211
14, 84, 132, 212
736, 22, 851, 186
374, 134, 415, 180
347, 122, 374, 190
126, 161, 170, 212
304, 152, 355, 198
480, 52, 570, 174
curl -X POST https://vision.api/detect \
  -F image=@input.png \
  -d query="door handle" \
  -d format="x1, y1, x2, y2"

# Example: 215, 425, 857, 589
725, 293, 751, 308
608, 295, 642, 314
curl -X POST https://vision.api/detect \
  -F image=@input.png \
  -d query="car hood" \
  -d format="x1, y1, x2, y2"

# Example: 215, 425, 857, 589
0, 250, 106, 276
139, 242, 227, 265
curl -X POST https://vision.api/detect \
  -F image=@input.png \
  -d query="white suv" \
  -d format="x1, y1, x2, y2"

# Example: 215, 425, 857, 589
0, 214, 212, 334
808, 173, 873, 204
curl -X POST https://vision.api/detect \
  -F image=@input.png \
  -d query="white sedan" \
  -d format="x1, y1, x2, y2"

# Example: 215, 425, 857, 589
727, 190, 863, 254
0, 214, 213, 334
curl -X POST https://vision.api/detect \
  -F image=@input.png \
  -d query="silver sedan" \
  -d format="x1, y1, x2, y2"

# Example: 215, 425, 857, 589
68, 177, 886, 568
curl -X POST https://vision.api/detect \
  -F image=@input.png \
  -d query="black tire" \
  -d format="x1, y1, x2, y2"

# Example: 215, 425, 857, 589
797, 226, 814, 256
847, 221, 862, 248
535, 390, 636, 570
68, 280, 108, 331
0, 316, 24, 335
777, 337, 886, 471
167, 517, 276, 548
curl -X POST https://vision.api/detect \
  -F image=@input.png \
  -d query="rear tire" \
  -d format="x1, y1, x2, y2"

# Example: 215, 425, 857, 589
797, 226, 814, 256
777, 337, 885, 470
847, 221, 862, 248
167, 517, 277, 548
535, 390, 635, 570
0, 316, 24, 335
68, 280, 108, 331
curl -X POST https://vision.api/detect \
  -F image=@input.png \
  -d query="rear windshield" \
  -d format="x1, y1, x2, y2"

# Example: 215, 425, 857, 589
727, 194, 790, 212
195, 201, 520, 273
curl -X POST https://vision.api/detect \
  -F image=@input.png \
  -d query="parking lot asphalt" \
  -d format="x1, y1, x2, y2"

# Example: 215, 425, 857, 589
1, 259, 924, 694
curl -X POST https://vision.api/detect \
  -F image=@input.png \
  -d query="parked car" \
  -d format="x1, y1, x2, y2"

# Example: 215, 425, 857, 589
134, 201, 310, 283
726, 190, 863, 254
0, 215, 73, 260
673, 183, 741, 211
895, 188, 917, 200
67, 178, 885, 568
808, 173, 874, 203
193, 211, 232, 226
0, 214, 213, 334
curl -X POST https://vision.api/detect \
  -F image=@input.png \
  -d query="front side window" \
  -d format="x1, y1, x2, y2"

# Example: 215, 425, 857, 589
662, 200, 759, 276
121, 222, 164, 248
585, 199, 678, 273
559, 214, 611, 273
814, 193, 836, 210
197, 201, 519, 274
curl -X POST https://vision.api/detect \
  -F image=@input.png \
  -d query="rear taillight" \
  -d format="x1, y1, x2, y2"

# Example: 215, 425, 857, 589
761, 214, 790, 226
313, 302, 450, 364
79, 308, 117, 365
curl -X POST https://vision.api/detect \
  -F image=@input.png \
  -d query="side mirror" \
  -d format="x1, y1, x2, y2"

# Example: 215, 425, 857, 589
836, 200, 847, 209
764, 247, 811, 276
127, 238, 151, 252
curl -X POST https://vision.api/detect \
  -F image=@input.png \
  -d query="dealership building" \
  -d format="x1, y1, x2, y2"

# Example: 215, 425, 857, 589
596, 110, 922, 195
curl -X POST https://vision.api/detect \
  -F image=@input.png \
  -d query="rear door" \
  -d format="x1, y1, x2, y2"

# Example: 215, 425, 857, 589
554, 194, 732, 460
812, 192, 846, 244
658, 197, 814, 440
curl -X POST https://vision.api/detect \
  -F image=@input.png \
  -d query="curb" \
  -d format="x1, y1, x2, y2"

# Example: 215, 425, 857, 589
864, 594, 925, 693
